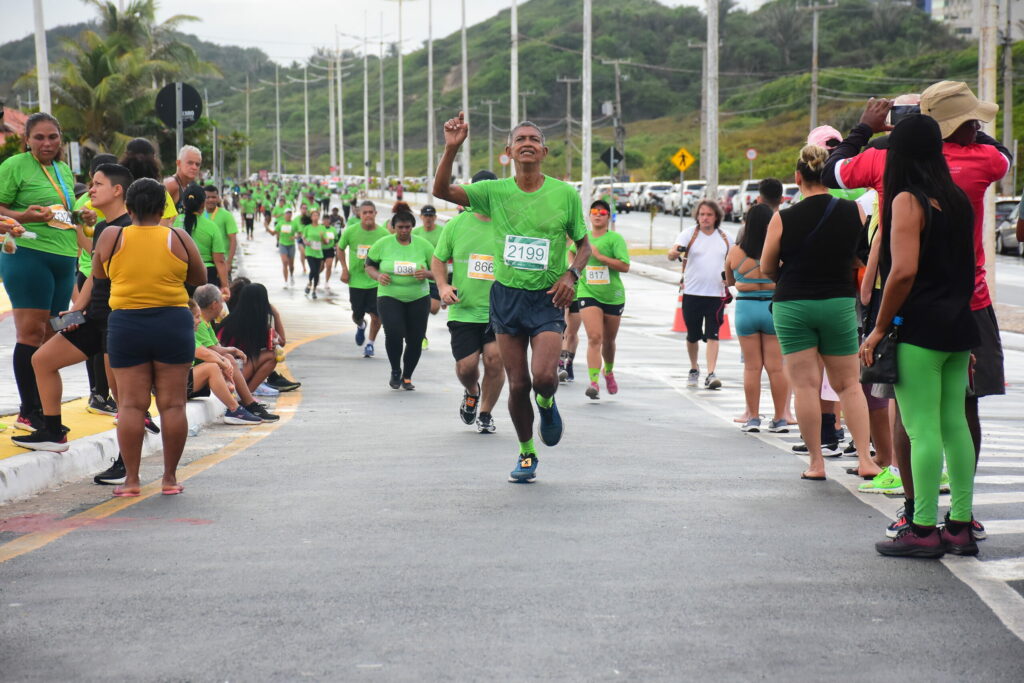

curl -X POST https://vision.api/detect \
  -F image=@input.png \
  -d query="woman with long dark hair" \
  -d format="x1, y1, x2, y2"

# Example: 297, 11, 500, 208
0, 112, 95, 430
725, 182, 789, 433
864, 115, 979, 558
217, 283, 279, 393
118, 137, 177, 227
174, 183, 228, 291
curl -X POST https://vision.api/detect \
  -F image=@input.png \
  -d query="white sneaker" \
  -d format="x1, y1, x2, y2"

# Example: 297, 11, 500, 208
253, 382, 280, 397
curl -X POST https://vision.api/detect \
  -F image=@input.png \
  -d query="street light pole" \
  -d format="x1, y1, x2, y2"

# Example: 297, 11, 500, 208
32, 0, 51, 113
481, 99, 499, 171
461, 0, 471, 180
230, 75, 264, 179
328, 56, 337, 173
979, 0, 999, 297
582, 0, 592, 206
511, 0, 519, 127
706, 0, 719, 199
337, 43, 345, 178
427, 0, 435, 177
259, 66, 284, 175
363, 12, 370, 191
557, 76, 580, 180
379, 12, 386, 181
801, 2, 837, 131
520, 90, 537, 122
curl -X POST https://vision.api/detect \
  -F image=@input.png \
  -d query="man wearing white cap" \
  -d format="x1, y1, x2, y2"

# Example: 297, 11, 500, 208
822, 81, 1010, 542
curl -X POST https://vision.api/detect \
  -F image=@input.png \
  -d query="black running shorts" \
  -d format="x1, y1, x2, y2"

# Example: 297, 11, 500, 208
448, 321, 496, 361
489, 282, 566, 337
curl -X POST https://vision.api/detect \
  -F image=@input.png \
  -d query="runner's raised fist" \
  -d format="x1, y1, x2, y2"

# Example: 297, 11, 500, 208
443, 111, 469, 147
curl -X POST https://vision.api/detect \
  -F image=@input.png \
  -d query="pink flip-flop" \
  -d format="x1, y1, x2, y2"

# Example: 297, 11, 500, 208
161, 485, 184, 496
112, 486, 140, 497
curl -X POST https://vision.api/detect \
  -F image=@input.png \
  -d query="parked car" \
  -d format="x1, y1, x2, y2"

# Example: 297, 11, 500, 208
645, 183, 675, 211
995, 197, 1021, 255
735, 179, 761, 222
680, 180, 707, 216
717, 185, 740, 221
630, 183, 649, 210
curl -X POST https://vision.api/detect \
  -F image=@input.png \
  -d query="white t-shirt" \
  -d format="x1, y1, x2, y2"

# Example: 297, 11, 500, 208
674, 227, 730, 297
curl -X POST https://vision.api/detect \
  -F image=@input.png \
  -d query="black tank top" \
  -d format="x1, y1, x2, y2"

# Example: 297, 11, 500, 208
773, 194, 861, 302
882, 194, 979, 352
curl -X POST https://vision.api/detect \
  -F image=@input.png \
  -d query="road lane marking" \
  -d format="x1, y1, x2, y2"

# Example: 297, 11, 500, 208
0, 332, 335, 565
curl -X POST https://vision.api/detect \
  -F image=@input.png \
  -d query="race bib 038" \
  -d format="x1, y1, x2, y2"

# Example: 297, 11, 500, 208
503, 235, 549, 271
393, 261, 417, 276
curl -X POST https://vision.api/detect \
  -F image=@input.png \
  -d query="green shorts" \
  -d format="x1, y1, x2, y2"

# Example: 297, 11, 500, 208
0, 245, 77, 314
772, 297, 858, 356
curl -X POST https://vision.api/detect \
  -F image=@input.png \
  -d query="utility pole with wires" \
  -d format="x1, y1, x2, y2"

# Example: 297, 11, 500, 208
582, 0, 593, 207
427, 0, 435, 176
480, 99, 500, 172
382, 0, 414, 182
328, 57, 337, 172
230, 75, 264, 178
287, 66, 322, 177
363, 12, 371, 190
204, 88, 224, 188
601, 59, 629, 179
706, 0, 720, 200
980, 0, 999, 296
259, 66, 285, 175
800, 1, 837, 131
379, 12, 386, 181
688, 41, 707, 179
1002, 1, 1014, 195
557, 76, 580, 180
336, 41, 345, 178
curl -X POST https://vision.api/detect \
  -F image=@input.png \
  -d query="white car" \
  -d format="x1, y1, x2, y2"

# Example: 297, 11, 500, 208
735, 180, 761, 222
644, 183, 675, 211
680, 180, 707, 216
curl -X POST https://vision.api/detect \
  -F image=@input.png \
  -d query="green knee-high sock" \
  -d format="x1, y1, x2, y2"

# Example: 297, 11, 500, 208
588, 367, 600, 383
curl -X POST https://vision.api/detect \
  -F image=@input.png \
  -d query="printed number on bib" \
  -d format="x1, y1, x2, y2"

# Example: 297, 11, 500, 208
47, 205, 75, 230
393, 261, 417, 276
585, 266, 610, 286
357, 244, 371, 259
503, 235, 549, 271
467, 253, 495, 281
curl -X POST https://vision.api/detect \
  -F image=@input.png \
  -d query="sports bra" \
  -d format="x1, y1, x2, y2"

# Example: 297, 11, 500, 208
733, 257, 773, 299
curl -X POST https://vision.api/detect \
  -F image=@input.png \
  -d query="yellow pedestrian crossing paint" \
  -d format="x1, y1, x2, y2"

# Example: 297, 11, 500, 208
0, 332, 334, 565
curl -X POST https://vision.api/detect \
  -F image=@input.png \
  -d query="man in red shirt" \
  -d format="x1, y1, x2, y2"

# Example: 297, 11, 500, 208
823, 81, 1009, 541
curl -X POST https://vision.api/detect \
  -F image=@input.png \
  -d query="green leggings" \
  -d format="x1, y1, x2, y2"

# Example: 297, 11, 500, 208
894, 343, 974, 527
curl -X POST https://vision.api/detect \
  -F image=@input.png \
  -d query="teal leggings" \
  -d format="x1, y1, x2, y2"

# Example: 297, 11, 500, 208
893, 343, 974, 527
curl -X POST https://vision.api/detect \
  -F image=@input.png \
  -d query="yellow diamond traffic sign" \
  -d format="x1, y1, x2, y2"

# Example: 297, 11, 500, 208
670, 147, 695, 173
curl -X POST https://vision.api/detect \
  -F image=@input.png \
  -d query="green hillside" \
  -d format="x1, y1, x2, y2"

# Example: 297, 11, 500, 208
5, 0, 1009, 185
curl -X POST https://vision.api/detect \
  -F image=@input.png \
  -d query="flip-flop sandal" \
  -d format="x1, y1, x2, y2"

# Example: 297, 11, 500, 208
161, 485, 185, 495
801, 473, 827, 481
112, 486, 140, 497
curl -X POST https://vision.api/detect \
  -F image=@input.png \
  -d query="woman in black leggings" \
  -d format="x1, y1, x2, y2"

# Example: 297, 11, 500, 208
364, 210, 435, 389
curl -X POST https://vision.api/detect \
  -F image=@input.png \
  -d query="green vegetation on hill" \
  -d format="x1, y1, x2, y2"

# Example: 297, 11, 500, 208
7, 0, 1016, 186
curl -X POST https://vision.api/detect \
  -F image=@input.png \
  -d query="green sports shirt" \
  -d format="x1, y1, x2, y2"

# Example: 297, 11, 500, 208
432, 211, 496, 324
461, 176, 587, 290
572, 229, 629, 305
338, 222, 390, 289
0, 152, 78, 257
174, 214, 226, 267
367, 234, 435, 303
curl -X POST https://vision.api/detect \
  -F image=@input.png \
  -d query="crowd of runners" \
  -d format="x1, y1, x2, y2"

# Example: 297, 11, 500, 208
0, 77, 1009, 560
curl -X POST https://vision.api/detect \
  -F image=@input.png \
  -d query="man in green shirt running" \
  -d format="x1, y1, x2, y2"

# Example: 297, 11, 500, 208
430, 171, 504, 434
433, 113, 591, 483
337, 200, 390, 357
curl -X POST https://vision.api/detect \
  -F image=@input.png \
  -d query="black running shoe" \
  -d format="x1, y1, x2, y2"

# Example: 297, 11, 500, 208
389, 372, 402, 390
87, 394, 118, 417
476, 412, 496, 434
246, 402, 280, 422
402, 378, 415, 391
11, 427, 69, 452
94, 454, 126, 485
459, 390, 479, 425
267, 372, 301, 391
144, 411, 160, 434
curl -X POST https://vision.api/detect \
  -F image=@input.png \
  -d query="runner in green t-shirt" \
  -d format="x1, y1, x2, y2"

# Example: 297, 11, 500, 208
175, 184, 228, 290
337, 200, 390, 357
433, 113, 591, 483
320, 216, 339, 291
203, 186, 239, 273
413, 204, 444, 319
268, 208, 297, 286
300, 211, 326, 299
240, 192, 257, 240
430, 171, 504, 433
571, 199, 630, 400
364, 209, 435, 390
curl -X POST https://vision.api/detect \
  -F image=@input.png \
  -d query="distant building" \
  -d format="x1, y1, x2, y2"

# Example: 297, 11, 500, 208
0, 106, 27, 147
932, 0, 1024, 40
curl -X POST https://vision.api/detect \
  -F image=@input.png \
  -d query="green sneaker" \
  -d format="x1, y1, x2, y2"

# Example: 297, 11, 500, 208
939, 470, 950, 494
422, 337, 429, 350
858, 467, 904, 495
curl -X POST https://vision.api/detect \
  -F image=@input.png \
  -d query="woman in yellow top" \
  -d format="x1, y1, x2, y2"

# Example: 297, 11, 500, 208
93, 178, 206, 497
0, 112, 96, 431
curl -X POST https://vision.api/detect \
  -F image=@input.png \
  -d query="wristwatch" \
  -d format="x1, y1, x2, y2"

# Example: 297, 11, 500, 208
568, 266, 582, 282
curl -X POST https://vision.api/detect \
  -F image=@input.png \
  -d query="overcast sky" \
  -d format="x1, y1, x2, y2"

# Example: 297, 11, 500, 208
6, 0, 762, 64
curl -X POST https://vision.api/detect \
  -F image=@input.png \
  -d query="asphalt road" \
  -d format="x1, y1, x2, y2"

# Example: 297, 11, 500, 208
1, 228, 1023, 681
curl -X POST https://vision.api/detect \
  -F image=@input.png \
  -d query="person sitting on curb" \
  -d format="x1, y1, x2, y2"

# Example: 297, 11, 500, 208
191, 285, 278, 423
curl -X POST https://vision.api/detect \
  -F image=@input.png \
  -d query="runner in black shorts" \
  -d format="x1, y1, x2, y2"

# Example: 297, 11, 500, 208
431, 170, 505, 433
433, 113, 591, 483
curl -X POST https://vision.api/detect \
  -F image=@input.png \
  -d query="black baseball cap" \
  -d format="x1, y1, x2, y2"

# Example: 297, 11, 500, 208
420, 205, 437, 216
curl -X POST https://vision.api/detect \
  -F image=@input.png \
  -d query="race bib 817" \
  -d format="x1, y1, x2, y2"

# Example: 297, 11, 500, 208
585, 265, 610, 286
